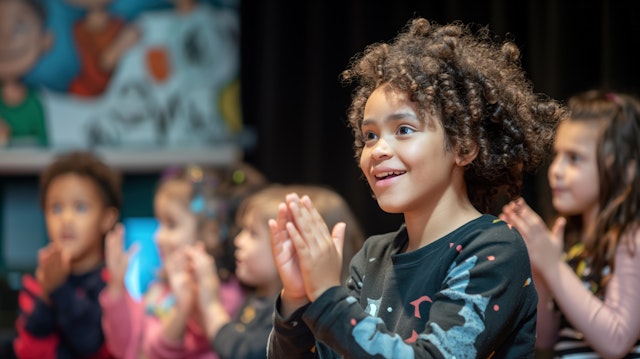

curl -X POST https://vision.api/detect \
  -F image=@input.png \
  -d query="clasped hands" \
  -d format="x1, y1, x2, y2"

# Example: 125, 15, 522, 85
269, 193, 345, 313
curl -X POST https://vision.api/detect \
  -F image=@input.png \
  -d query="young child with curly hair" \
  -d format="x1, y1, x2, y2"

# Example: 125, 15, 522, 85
14, 150, 121, 358
501, 90, 640, 358
267, 17, 565, 358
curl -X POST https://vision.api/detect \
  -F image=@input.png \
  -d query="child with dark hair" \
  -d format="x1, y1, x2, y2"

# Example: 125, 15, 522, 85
267, 17, 565, 358
501, 90, 640, 358
14, 150, 121, 358
100, 163, 265, 359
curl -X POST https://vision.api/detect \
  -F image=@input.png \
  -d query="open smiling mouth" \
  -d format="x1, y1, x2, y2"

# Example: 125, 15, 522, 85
375, 171, 405, 180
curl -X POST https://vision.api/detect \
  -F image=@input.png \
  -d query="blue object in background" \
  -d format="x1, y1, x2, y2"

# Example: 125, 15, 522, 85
122, 217, 160, 301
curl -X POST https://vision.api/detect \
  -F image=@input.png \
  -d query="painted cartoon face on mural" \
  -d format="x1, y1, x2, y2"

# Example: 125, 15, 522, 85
0, 0, 52, 82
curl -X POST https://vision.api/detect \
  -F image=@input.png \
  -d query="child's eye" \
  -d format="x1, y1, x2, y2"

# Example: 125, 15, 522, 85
567, 152, 581, 163
76, 202, 88, 213
165, 220, 177, 230
396, 125, 415, 136
360, 130, 377, 143
157, 219, 176, 231
51, 204, 62, 214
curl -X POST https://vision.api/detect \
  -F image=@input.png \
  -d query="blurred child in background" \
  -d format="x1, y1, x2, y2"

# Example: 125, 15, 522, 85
191, 184, 364, 359
501, 90, 640, 358
14, 150, 121, 358
204, 162, 269, 284
101, 163, 262, 359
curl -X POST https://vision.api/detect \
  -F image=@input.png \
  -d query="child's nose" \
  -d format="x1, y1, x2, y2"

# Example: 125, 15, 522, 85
61, 208, 75, 224
233, 232, 244, 247
371, 138, 392, 159
548, 158, 564, 178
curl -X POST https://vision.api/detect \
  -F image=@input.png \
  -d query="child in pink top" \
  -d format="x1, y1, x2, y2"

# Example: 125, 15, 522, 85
100, 164, 264, 359
501, 90, 640, 358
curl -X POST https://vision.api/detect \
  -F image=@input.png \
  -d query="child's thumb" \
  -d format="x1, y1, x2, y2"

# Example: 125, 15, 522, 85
332, 222, 346, 259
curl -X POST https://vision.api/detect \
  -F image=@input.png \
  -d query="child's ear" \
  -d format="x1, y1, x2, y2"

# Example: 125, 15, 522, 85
101, 207, 120, 233
455, 143, 479, 167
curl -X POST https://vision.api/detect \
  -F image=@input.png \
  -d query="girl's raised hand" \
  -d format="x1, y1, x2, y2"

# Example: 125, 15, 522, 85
285, 193, 345, 302
500, 198, 566, 277
186, 244, 230, 340
104, 224, 138, 299
165, 248, 196, 315
186, 244, 220, 312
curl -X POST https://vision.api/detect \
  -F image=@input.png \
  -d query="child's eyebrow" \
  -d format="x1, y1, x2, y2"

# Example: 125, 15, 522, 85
361, 112, 418, 127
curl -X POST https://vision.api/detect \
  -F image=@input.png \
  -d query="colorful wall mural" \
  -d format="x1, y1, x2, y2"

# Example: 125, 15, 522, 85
0, 0, 241, 150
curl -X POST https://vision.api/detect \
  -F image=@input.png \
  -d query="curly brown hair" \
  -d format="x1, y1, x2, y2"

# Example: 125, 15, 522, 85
341, 18, 566, 212
39, 150, 122, 211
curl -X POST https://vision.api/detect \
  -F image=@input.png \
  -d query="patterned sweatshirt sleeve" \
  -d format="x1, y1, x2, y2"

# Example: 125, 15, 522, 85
298, 224, 537, 359
267, 299, 317, 358
49, 280, 107, 356
267, 239, 368, 359
13, 275, 58, 359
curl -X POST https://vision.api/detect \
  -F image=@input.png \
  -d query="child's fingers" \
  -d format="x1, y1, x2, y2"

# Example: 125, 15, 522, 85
271, 203, 291, 239
127, 242, 141, 258
186, 246, 216, 277
270, 203, 291, 247
331, 222, 346, 259
112, 223, 125, 239
105, 231, 120, 254
288, 197, 317, 243
59, 248, 71, 266
38, 245, 53, 262
105, 224, 126, 255
269, 218, 279, 239
515, 201, 545, 231
286, 221, 309, 258
300, 195, 332, 245
269, 218, 287, 251
277, 202, 290, 227
292, 195, 334, 254
289, 200, 327, 256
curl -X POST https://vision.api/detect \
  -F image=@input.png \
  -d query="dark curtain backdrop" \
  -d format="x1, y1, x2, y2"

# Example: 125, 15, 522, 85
238, 0, 640, 237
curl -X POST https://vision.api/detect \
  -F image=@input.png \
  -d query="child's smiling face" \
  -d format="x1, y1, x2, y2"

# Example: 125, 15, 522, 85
359, 84, 458, 215
548, 119, 602, 218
